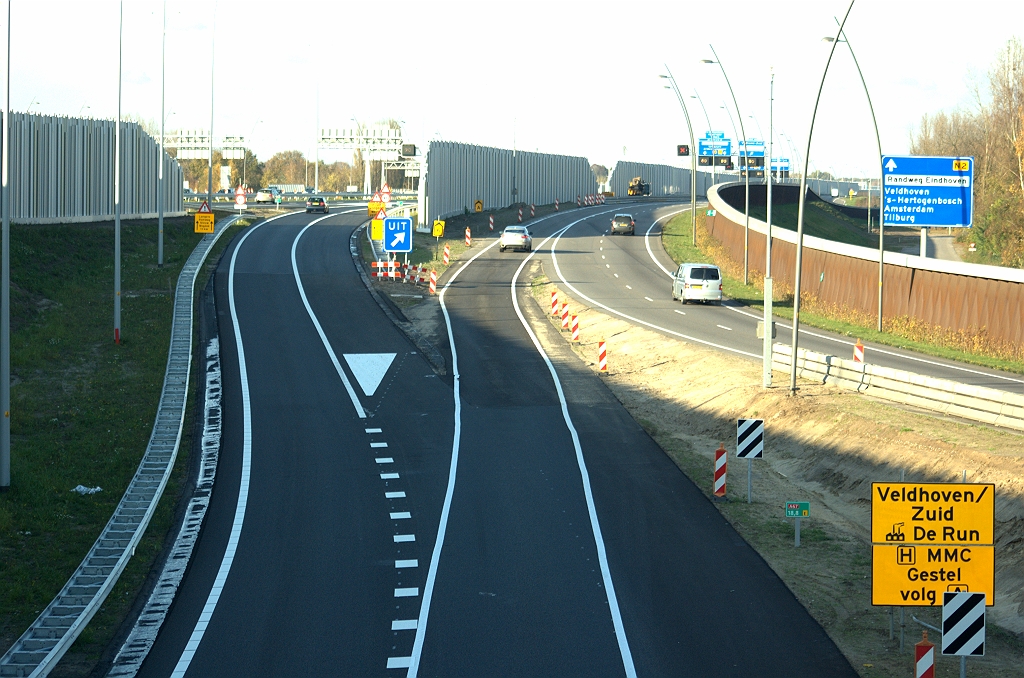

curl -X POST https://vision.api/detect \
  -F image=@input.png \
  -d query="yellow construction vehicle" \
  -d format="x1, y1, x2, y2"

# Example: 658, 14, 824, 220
627, 177, 651, 197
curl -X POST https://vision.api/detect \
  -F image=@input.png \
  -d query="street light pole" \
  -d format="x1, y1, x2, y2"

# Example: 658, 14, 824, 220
206, 10, 215, 206
314, 84, 319, 193
661, 67, 697, 247
825, 22, 885, 332
704, 45, 750, 285
1, 0, 11, 490
789, 0, 856, 395
763, 69, 774, 389
158, 0, 165, 267
114, 0, 122, 344
690, 91, 715, 188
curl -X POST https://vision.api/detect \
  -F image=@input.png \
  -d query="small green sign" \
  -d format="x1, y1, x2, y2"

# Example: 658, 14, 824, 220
786, 501, 809, 518
706, 209, 716, 217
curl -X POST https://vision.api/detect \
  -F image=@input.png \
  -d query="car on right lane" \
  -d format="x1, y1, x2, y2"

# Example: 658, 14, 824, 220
499, 226, 532, 252
671, 263, 723, 304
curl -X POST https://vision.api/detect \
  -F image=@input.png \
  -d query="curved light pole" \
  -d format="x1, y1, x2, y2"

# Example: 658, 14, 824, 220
158, 0, 165, 267
114, 0, 122, 343
1, 0, 10, 490
789, 0, 856, 395
690, 92, 715, 186
824, 22, 884, 332
660, 67, 697, 246
703, 46, 751, 285
719, 104, 740, 152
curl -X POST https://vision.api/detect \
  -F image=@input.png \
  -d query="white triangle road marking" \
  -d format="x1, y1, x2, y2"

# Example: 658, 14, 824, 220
343, 353, 396, 396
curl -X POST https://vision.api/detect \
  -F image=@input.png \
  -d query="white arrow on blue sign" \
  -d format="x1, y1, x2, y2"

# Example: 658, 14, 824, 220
383, 217, 413, 252
881, 155, 973, 228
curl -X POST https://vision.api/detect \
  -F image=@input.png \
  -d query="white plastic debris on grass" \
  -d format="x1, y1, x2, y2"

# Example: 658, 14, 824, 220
71, 485, 102, 495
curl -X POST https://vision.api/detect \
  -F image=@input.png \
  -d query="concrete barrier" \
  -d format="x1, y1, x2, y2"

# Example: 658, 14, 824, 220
772, 343, 1024, 432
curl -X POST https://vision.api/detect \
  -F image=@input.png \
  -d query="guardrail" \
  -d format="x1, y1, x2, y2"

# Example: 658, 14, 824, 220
0, 216, 241, 678
772, 343, 1024, 432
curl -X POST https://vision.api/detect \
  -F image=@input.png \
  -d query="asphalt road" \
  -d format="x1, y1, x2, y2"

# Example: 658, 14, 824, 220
138, 209, 454, 677
544, 201, 1024, 394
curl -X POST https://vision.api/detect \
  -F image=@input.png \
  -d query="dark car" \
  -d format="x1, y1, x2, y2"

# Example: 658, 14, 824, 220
305, 196, 329, 214
610, 213, 635, 235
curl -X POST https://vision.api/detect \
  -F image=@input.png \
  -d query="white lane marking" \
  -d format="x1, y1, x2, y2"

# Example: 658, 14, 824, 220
625, 285, 631, 290
386, 491, 406, 499
395, 559, 419, 568
600, 247, 603, 250
552, 225, 759, 360
388, 657, 412, 669
171, 210, 298, 677
391, 512, 412, 520
291, 215, 366, 417
395, 588, 420, 597
371, 442, 389, 448
376, 457, 394, 464
601, 255, 606, 259
343, 352, 397, 396
606, 264, 610, 268
392, 620, 418, 631
645, 208, 690, 278
365, 428, 382, 434
717, 325, 733, 331
675, 310, 686, 315
614, 273, 619, 278
380, 473, 400, 479
394, 534, 416, 543
408, 210, 571, 676
644, 297, 654, 302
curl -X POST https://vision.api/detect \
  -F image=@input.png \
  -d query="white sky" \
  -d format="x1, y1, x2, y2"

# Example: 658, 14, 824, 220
7, 0, 1023, 178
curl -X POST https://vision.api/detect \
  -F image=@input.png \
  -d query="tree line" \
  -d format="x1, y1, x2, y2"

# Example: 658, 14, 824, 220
172, 149, 365, 193
910, 38, 1024, 267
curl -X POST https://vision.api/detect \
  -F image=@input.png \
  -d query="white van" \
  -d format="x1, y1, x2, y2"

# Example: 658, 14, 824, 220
671, 263, 723, 304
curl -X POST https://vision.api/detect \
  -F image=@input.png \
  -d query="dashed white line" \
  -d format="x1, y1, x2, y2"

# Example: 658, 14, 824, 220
385, 491, 406, 499
388, 657, 412, 669
644, 296, 654, 302
390, 512, 412, 520
380, 472, 400, 480
365, 428, 382, 434
375, 457, 394, 464
395, 588, 419, 597
675, 310, 686, 315
614, 273, 619, 278
601, 255, 606, 259
395, 559, 419, 568
605, 264, 610, 268
371, 442, 389, 448
394, 534, 415, 543
392, 620, 418, 631
717, 325, 733, 331
625, 285, 632, 290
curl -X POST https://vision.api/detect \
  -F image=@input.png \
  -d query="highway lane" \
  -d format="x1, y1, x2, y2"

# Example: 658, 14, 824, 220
547, 201, 1024, 394
138, 210, 454, 677
413, 208, 855, 677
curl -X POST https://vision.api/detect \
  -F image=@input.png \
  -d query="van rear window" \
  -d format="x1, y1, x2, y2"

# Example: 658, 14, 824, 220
689, 268, 705, 280
703, 268, 720, 280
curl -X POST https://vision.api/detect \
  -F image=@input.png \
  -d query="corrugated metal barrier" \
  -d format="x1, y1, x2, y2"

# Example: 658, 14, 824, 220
3, 112, 184, 224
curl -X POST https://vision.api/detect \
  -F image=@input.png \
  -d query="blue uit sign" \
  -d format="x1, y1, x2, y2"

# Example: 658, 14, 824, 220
383, 217, 413, 252
882, 156, 973, 228
737, 140, 765, 158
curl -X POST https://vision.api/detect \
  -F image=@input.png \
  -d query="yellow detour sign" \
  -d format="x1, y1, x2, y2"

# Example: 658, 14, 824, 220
194, 201, 214, 233
371, 220, 384, 240
872, 544, 994, 606
432, 220, 445, 237
871, 482, 995, 607
368, 201, 385, 217
474, 199, 483, 212
871, 483, 994, 545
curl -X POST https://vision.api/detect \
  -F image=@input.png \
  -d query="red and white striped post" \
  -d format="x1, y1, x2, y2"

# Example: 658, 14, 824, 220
713, 443, 727, 497
915, 631, 935, 678
561, 302, 569, 330
443, 244, 451, 265
598, 340, 607, 373
518, 207, 523, 223
555, 198, 559, 211
577, 194, 581, 208
530, 204, 535, 218
853, 339, 865, 363
571, 315, 579, 342
429, 270, 437, 294
489, 214, 494, 231
465, 227, 472, 247
551, 290, 558, 316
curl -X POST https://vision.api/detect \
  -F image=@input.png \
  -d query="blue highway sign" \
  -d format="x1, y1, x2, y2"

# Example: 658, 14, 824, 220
770, 158, 791, 171
698, 139, 732, 157
737, 140, 765, 158
882, 155, 973, 228
383, 217, 413, 252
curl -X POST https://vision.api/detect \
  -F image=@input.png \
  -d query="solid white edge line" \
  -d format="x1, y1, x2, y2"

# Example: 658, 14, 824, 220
407, 211, 568, 677
645, 207, 1024, 386
511, 210, 638, 678
291, 214, 367, 418
170, 210, 297, 676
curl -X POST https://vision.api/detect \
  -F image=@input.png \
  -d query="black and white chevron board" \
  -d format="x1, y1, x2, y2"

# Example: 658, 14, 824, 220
942, 591, 986, 657
736, 419, 764, 459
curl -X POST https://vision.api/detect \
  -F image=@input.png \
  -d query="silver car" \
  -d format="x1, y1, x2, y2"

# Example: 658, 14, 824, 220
499, 226, 532, 252
610, 213, 635, 235
671, 263, 723, 304
254, 189, 277, 204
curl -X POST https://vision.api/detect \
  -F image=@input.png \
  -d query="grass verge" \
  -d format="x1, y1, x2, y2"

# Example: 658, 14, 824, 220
0, 211, 243, 675
661, 210, 1024, 373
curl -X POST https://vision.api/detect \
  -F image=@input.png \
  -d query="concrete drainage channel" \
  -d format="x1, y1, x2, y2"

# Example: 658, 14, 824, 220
0, 216, 242, 678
